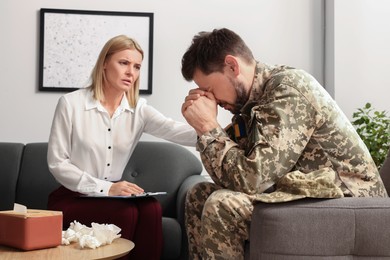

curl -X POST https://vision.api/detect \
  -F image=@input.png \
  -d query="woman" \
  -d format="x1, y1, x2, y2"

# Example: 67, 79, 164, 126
47, 35, 196, 259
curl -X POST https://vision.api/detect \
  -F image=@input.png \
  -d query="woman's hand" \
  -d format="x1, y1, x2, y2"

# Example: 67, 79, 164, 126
109, 181, 144, 196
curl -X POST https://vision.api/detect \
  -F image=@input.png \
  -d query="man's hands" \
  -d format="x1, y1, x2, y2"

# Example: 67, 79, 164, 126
182, 89, 219, 136
109, 181, 144, 196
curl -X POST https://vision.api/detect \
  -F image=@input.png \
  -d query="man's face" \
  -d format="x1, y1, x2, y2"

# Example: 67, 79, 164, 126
193, 69, 248, 114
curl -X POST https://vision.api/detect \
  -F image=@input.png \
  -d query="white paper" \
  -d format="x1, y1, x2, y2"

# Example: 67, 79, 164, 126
13, 203, 27, 214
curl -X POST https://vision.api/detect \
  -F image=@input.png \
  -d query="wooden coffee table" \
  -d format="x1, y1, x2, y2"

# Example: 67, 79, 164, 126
0, 238, 134, 260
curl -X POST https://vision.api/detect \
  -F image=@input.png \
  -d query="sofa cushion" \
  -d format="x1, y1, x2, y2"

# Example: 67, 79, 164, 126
15, 143, 60, 209
0, 142, 24, 210
162, 217, 181, 259
251, 197, 390, 259
123, 141, 203, 218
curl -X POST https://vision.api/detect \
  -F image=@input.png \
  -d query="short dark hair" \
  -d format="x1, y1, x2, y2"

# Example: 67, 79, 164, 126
181, 28, 254, 81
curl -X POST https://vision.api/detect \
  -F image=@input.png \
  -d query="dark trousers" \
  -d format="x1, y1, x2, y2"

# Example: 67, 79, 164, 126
48, 186, 163, 260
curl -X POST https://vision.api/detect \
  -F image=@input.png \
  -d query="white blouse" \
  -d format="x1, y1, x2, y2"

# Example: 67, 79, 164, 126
47, 88, 197, 196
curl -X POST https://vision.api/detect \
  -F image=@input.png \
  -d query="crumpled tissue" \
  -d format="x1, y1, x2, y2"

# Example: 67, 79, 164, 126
62, 221, 121, 249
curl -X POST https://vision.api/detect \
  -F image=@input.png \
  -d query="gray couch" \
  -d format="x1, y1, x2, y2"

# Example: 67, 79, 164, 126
0, 141, 205, 260
2, 141, 390, 259
249, 148, 390, 259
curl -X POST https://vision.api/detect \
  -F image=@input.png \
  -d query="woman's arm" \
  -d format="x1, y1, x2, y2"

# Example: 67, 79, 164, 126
141, 100, 198, 146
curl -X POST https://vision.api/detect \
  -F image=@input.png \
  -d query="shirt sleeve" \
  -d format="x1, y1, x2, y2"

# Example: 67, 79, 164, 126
140, 102, 197, 146
198, 84, 321, 195
47, 96, 113, 196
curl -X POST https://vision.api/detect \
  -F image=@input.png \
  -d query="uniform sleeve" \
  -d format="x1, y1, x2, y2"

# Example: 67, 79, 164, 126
47, 96, 112, 195
198, 84, 322, 194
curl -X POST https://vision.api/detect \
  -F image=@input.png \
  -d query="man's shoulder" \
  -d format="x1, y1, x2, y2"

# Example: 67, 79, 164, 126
267, 65, 308, 86
263, 65, 325, 101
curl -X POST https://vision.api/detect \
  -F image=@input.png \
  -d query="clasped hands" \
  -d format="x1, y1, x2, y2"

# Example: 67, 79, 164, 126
181, 88, 219, 136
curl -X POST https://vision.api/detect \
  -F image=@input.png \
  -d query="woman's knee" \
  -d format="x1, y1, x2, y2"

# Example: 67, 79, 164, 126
136, 197, 162, 216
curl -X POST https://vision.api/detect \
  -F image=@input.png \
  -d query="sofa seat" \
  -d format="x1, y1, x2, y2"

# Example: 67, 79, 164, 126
251, 197, 390, 259
248, 148, 390, 259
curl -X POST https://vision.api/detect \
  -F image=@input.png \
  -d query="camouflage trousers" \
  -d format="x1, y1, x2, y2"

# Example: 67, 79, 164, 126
185, 182, 255, 260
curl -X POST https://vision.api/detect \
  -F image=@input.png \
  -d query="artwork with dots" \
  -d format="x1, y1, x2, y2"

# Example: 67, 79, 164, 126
39, 9, 153, 94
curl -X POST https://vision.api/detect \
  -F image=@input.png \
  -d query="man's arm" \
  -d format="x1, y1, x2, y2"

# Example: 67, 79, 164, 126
185, 86, 320, 195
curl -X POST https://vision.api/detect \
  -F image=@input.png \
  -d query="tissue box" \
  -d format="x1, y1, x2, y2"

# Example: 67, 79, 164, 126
0, 209, 62, 250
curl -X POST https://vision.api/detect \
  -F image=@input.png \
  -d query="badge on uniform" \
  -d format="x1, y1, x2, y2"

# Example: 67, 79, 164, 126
233, 115, 247, 139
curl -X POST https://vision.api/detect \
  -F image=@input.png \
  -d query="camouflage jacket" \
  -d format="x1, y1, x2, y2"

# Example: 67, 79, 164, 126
197, 62, 388, 201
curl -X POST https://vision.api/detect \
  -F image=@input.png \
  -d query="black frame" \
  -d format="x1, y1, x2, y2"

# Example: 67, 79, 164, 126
38, 8, 154, 94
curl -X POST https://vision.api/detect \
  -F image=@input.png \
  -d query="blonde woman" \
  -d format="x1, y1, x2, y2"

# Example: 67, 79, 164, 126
47, 35, 196, 259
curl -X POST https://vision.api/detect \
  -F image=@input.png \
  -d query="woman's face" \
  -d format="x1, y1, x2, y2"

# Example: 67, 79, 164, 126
103, 48, 143, 94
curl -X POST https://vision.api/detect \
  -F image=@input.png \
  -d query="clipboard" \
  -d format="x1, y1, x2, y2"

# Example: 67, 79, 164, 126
80, 191, 167, 199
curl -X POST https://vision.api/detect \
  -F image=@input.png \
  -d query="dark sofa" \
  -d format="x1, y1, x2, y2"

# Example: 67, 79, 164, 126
2, 140, 390, 259
0, 141, 205, 260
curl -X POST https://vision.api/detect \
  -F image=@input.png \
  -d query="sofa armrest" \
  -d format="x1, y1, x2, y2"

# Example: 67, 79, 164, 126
0, 142, 24, 210
250, 197, 390, 259
176, 174, 208, 260
123, 142, 203, 218
176, 175, 208, 227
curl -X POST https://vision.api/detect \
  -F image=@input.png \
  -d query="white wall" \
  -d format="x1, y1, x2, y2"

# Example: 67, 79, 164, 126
2, 0, 389, 168
328, 0, 390, 118
0, 0, 323, 145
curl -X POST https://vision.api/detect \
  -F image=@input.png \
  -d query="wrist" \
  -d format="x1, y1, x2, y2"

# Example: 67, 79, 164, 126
198, 122, 219, 136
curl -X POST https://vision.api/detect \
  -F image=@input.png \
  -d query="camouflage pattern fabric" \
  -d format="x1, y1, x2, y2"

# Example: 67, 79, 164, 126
196, 62, 387, 198
186, 181, 255, 260
255, 167, 344, 203
187, 62, 388, 259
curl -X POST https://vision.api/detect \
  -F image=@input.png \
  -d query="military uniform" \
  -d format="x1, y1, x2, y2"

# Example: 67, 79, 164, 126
186, 62, 388, 260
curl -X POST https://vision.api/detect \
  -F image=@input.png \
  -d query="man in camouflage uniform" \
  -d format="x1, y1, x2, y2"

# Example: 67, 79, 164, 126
180, 28, 387, 260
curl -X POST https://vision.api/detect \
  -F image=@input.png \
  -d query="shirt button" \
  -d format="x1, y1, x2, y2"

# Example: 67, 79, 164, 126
100, 190, 103, 193
108, 128, 111, 131
108, 146, 111, 149
107, 163, 110, 166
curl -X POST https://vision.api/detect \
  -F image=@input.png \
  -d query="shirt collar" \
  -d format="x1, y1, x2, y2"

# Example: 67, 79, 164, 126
85, 89, 133, 113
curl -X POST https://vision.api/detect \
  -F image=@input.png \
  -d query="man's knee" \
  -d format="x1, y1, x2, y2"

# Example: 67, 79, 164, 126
202, 189, 237, 226
186, 181, 219, 204
202, 189, 252, 233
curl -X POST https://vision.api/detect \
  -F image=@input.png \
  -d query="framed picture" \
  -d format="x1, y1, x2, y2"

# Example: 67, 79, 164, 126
38, 8, 154, 94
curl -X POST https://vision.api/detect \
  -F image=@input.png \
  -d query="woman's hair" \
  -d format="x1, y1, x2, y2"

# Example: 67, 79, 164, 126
88, 35, 144, 108
181, 28, 254, 81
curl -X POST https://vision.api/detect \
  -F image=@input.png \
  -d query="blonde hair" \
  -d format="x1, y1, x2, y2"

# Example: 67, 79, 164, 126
88, 35, 144, 108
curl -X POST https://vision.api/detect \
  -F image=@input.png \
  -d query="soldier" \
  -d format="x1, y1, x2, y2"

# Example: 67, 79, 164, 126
181, 28, 387, 260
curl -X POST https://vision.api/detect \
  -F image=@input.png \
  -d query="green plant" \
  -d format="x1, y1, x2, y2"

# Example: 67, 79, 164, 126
352, 103, 390, 170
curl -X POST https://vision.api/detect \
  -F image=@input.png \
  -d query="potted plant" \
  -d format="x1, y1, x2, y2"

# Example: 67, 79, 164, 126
352, 103, 390, 170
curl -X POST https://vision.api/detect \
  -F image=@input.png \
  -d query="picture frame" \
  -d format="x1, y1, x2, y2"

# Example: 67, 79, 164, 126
38, 8, 154, 94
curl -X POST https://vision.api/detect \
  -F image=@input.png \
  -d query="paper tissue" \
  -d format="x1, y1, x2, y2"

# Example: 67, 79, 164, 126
62, 221, 121, 249
0, 203, 62, 250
